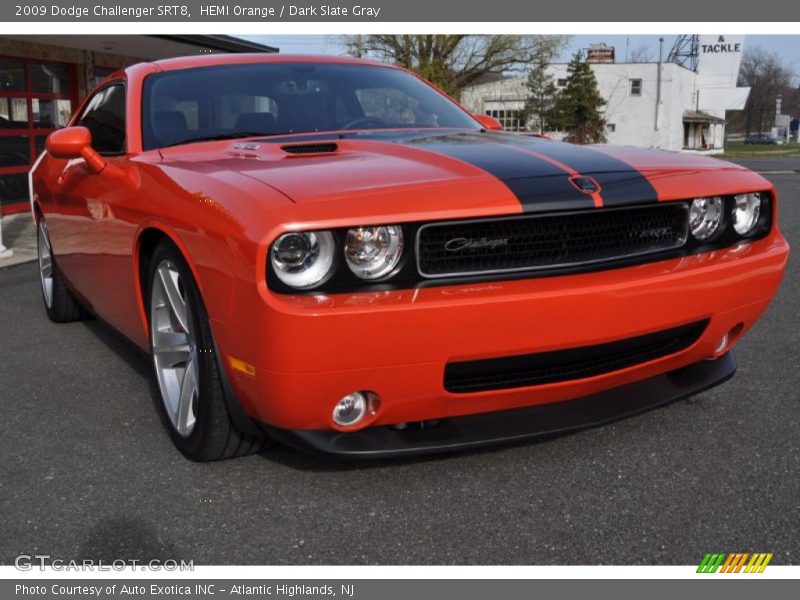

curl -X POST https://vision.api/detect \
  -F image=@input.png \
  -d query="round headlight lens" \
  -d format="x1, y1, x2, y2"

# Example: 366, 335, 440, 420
344, 225, 404, 280
689, 197, 724, 241
732, 193, 762, 236
270, 231, 335, 289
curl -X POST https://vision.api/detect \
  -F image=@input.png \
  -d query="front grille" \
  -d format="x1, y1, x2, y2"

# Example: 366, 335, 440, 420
417, 203, 689, 278
444, 320, 708, 393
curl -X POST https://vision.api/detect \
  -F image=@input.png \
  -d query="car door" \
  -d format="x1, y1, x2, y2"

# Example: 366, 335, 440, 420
45, 82, 138, 328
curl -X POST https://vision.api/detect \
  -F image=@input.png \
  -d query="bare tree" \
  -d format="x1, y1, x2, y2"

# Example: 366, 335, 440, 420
733, 47, 797, 135
343, 35, 569, 96
628, 45, 654, 63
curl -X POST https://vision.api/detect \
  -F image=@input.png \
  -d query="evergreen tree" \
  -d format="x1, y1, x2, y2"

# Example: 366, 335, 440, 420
550, 51, 607, 144
523, 50, 558, 134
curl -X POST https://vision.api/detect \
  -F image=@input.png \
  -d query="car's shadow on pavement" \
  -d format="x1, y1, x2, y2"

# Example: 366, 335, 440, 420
76, 516, 189, 563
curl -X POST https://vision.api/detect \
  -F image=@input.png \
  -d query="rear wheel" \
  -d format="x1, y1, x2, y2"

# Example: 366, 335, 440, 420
37, 219, 89, 323
147, 241, 267, 461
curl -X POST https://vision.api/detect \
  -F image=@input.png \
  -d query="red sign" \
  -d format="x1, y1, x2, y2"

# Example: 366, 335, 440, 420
587, 48, 615, 63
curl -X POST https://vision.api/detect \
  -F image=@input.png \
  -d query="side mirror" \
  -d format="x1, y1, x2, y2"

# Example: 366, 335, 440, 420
46, 126, 106, 174
474, 114, 503, 131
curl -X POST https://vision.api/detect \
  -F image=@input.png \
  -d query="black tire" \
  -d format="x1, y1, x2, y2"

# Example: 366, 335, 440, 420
147, 240, 268, 461
37, 219, 90, 323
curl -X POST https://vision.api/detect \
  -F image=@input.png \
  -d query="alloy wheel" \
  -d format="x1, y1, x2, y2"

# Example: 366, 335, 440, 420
150, 259, 199, 437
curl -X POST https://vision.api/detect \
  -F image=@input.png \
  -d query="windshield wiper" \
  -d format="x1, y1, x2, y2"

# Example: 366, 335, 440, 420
163, 132, 281, 148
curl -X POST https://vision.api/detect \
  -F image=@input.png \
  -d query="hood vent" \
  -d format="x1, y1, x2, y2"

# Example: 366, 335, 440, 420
281, 142, 338, 155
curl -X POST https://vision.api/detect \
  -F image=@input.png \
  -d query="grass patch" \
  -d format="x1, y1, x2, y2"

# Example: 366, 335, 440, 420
721, 141, 800, 157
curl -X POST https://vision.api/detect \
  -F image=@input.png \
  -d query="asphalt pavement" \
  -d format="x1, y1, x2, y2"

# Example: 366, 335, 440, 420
1, 161, 798, 565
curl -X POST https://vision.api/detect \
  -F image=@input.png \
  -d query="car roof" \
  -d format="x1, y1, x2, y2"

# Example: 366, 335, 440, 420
146, 53, 399, 73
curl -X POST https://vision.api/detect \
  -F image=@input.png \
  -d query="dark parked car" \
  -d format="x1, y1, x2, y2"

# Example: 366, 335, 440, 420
744, 134, 785, 145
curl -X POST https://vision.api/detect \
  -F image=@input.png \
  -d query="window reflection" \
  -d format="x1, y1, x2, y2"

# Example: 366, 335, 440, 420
35, 134, 47, 158
0, 58, 25, 92
0, 173, 29, 207
30, 62, 71, 94
0, 97, 29, 128
485, 109, 526, 132
0, 136, 30, 167
32, 98, 72, 129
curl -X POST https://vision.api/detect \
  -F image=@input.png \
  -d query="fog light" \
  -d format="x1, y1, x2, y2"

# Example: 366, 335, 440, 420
332, 391, 378, 427
715, 334, 729, 354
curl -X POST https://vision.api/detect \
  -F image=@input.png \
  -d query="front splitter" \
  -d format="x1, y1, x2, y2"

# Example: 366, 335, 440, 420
262, 352, 736, 459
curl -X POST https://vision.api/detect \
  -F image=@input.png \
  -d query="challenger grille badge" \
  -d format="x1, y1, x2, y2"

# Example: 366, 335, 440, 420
569, 175, 601, 194
444, 237, 510, 252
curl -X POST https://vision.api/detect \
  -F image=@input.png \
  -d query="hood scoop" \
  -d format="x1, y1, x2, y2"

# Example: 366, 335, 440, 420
281, 142, 338, 155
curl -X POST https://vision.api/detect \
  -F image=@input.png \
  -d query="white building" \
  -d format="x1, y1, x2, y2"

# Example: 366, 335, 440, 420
460, 35, 750, 154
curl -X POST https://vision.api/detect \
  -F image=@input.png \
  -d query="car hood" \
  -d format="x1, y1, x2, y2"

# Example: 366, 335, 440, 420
158, 130, 763, 211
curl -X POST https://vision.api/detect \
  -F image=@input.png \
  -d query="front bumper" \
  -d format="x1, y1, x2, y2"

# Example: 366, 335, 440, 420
216, 231, 788, 435
263, 352, 736, 458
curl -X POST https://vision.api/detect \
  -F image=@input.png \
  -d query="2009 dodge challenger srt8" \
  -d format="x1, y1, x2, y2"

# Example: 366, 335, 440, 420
30, 54, 789, 461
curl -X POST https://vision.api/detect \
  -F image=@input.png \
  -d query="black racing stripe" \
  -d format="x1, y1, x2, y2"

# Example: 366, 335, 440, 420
582, 171, 659, 206
489, 134, 659, 206
402, 135, 594, 212
501, 177, 595, 213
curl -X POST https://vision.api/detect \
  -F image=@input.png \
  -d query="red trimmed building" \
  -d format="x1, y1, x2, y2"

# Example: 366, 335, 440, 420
0, 35, 278, 215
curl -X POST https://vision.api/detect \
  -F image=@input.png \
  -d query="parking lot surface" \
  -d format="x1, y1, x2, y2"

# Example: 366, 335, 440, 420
1, 166, 798, 565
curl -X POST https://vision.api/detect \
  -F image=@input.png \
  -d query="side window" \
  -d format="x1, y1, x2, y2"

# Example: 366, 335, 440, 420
78, 84, 126, 154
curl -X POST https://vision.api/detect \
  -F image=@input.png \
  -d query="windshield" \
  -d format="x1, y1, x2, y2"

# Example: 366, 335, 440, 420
141, 62, 479, 149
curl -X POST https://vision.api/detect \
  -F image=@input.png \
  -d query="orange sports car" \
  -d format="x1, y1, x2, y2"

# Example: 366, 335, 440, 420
30, 54, 789, 460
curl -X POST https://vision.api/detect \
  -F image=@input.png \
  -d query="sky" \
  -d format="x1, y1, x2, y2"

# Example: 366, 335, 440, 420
241, 34, 800, 80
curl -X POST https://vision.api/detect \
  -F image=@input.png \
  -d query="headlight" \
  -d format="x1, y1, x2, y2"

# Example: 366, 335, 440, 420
270, 231, 335, 289
344, 225, 404, 280
689, 197, 724, 241
732, 193, 762, 236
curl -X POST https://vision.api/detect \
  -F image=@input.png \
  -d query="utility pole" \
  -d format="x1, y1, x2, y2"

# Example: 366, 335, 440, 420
655, 37, 664, 131
776, 94, 785, 141
353, 34, 364, 58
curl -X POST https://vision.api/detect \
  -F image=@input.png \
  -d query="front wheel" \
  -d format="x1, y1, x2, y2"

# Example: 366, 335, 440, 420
147, 241, 267, 461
